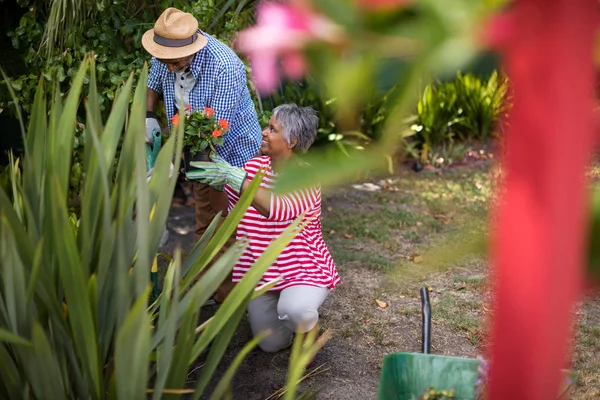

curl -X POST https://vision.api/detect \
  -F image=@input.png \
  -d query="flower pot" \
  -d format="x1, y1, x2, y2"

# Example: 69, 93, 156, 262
183, 146, 211, 172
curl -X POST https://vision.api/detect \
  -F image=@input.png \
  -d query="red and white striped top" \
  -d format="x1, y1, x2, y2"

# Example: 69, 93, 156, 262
225, 156, 341, 291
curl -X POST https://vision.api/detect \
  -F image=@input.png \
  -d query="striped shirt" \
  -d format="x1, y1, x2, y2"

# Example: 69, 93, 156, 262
225, 156, 341, 291
147, 31, 261, 167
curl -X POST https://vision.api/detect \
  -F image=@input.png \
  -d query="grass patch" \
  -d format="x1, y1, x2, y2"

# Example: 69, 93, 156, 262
329, 247, 395, 272
435, 293, 481, 336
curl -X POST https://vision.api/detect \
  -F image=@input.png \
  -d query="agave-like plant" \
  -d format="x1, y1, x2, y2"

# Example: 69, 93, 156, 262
0, 57, 310, 399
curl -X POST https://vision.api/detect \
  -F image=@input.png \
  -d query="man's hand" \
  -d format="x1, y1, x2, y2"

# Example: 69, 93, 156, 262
145, 117, 161, 144
186, 154, 247, 194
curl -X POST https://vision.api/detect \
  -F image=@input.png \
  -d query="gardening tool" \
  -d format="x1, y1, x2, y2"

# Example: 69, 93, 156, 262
378, 287, 480, 400
146, 128, 162, 171
146, 129, 162, 298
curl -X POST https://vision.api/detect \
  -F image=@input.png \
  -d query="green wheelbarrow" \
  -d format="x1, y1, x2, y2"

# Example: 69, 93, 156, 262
378, 287, 480, 400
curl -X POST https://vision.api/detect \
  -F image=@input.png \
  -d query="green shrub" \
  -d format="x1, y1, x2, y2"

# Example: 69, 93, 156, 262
0, 58, 310, 399
453, 71, 509, 142
406, 70, 509, 165
263, 78, 390, 153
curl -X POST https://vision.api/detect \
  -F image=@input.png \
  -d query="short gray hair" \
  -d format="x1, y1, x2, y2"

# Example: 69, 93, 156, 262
272, 104, 319, 153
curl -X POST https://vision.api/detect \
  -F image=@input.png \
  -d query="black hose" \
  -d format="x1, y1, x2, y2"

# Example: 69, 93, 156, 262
420, 287, 431, 354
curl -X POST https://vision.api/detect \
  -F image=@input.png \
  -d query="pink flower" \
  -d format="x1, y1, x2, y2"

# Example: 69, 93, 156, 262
235, 1, 344, 94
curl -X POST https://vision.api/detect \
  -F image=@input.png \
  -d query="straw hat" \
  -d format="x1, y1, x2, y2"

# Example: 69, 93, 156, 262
142, 8, 208, 59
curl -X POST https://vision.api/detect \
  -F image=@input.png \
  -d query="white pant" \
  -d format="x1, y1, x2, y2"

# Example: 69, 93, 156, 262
247, 285, 329, 353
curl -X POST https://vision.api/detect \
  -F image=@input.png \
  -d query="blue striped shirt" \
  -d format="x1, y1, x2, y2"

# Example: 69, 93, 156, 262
147, 31, 262, 167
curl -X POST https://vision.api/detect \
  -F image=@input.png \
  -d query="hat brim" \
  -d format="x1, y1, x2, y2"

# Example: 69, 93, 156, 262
142, 29, 208, 59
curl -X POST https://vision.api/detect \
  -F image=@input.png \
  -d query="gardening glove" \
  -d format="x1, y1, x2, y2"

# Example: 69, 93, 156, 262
186, 154, 247, 194
145, 116, 161, 144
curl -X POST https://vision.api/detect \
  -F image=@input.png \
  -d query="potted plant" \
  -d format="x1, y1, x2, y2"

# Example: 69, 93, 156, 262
173, 104, 229, 171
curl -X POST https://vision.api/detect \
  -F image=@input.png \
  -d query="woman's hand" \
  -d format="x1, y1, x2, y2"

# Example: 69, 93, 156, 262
186, 154, 247, 193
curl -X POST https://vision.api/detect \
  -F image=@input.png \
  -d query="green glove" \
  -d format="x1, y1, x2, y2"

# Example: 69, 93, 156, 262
186, 154, 247, 194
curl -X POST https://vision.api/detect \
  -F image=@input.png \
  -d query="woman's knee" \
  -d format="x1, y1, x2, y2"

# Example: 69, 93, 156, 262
277, 304, 320, 332
257, 331, 293, 353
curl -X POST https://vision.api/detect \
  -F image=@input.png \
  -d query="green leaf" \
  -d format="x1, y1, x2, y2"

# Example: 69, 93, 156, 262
19, 323, 66, 399
0, 215, 29, 334
115, 287, 152, 400
47, 58, 88, 206
48, 177, 100, 397
163, 292, 200, 400
0, 328, 31, 347
151, 249, 182, 400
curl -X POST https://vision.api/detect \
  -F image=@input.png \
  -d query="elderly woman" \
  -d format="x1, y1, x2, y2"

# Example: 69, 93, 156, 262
187, 104, 340, 353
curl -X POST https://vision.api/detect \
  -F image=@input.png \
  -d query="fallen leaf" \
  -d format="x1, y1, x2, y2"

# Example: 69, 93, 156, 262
327, 206, 333, 212
455, 281, 467, 291
375, 299, 388, 308
329, 230, 336, 235
410, 253, 423, 263
415, 221, 423, 227
343, 233, 353, 239
364, 318, 371, 323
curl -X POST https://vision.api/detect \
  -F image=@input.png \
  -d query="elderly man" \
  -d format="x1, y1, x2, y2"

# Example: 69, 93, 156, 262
142, 7, 262, 302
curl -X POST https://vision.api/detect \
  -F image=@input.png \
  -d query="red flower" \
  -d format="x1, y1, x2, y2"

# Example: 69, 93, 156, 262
204, 107, 215, 118
170, 113, 180, 126
218, 119, 229, 130
212, 129, 223, 138
185, 104, 192, 111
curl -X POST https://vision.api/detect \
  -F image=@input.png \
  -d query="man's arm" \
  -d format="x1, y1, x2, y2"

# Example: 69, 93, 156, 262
146, 88, 160, 114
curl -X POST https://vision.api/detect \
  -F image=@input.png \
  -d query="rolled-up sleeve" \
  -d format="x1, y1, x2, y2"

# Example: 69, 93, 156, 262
147, 57, 164, 94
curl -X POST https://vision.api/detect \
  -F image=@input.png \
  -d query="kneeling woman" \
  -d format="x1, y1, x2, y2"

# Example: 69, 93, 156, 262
188, 104, 340, 353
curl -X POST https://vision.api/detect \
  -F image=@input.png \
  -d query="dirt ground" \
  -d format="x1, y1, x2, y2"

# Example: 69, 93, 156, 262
159, 165, 600, 400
